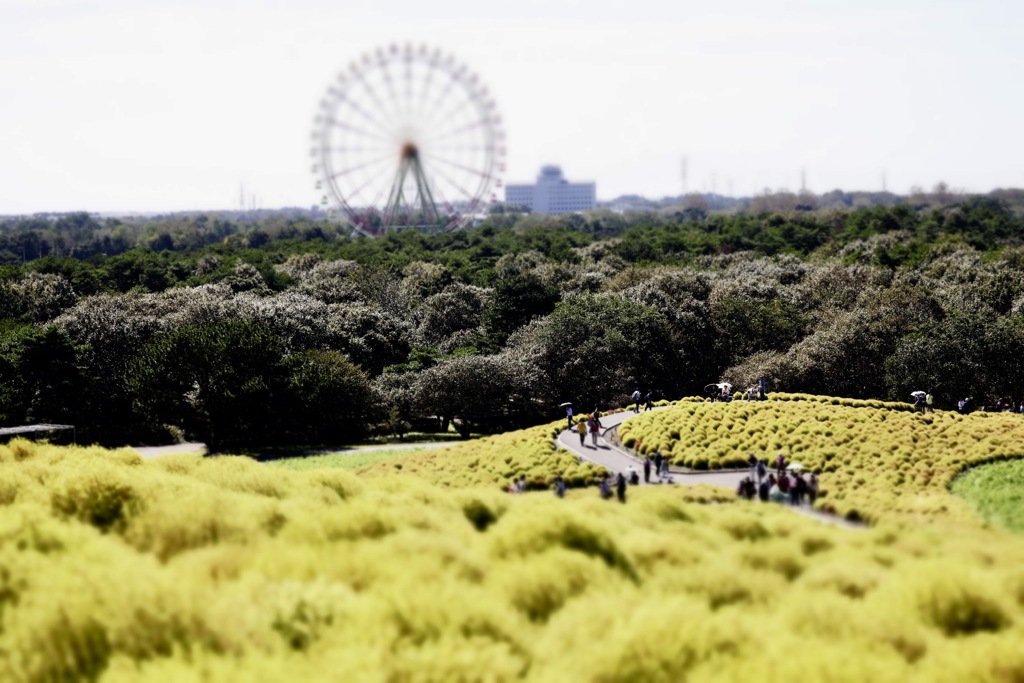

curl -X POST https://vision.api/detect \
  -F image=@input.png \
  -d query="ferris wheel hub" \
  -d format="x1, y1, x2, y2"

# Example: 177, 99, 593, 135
400, 142, 419, 161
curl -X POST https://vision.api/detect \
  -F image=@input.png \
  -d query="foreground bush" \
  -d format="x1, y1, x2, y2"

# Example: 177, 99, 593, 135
1, 439, 1024, 681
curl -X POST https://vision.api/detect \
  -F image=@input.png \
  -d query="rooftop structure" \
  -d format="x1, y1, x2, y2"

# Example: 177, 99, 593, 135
505, 166, 596, 214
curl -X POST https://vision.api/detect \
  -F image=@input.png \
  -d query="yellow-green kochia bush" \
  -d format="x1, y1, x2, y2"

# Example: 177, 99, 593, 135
358, 420, 605, 490
2, 438, 1024, 681
620, 394, 1024, 524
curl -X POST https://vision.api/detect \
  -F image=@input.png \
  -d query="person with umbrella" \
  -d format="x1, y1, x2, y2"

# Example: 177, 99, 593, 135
561, 402, 573, 429
911, 391, 926, 413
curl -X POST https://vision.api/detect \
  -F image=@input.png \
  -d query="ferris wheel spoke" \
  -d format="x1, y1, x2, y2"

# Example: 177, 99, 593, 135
356, 78, 404, 135
424, 96, 478, 135
344, 98, 398, 138
415, 62, 437, 119
374, 59, 408, 130
327, 144, 391, 155
330, 153, 394, 180
402, 57, 417, 126
433, 119, 490, 143
420, 158, 478, 201
325, 118, 388, 143
348, 163, 399, 203
420, 75, 462, 129
429, 144, 492, 155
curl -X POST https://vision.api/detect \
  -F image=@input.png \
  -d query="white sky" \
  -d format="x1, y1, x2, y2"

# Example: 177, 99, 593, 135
2, 0, 1023, 214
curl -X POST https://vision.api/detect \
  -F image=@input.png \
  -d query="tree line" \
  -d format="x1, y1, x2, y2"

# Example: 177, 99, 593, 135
2, 197, 1024, 449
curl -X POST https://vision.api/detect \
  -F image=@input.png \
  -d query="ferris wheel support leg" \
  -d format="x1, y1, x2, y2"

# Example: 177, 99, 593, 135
412, 159, 440, 225
383, 161, 410, 226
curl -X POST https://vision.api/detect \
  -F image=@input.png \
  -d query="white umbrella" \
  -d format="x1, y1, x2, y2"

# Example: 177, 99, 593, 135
910, 391, 926, 399
559, 402, 573, 407
717, 382, 733, 390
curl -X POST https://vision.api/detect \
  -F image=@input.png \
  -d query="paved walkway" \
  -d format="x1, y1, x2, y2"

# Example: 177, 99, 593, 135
557, 409, 746, 488
558, 409, 862, 529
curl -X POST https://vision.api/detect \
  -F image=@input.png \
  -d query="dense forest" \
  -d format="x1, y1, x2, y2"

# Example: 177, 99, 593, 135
3, 192, 1024, 449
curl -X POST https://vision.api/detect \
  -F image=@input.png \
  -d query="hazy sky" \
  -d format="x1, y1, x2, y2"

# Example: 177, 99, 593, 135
3, 0, 1023, 214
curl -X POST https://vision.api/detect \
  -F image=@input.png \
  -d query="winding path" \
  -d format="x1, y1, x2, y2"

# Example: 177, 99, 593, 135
557, 409, 744, 488
557, 409, 862, 529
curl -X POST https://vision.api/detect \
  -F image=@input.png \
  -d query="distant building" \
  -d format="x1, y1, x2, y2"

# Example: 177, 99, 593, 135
505, 166, 596, 214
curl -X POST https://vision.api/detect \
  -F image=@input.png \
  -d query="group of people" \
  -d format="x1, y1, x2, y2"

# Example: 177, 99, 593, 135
966, 397, 1024, 413
630, 389, 654, 413
710, 378, 768, 403
512, 474, 569, 497
574, 412, 604, 447
598, 471, 632, 503
737, 452, 818, 506
641, 452, 672, 483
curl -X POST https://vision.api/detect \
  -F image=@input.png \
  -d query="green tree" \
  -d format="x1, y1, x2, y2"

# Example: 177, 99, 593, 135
413, 351, 544, 436
884, 313, 999, 407
483, 272, 559, 348
126, 320, 289, 450
6, 326, 85, 425
281, 349, 373, 443
526, 295, 681, 408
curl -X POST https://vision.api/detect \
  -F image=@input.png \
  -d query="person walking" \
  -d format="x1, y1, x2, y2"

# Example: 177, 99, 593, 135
615, 472, 627, 503
653, 451, 663, 476
589, 415, 601, 447
644, 389, 653, 411
642, 455, 652, 483
565, 404, 574, 429
925, 392, 934, 414
577, 418, 587, 447
758, 377, 767, 401
631, 388, 642, 413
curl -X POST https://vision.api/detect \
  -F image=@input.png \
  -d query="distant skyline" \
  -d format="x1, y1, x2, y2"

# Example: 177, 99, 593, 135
3, 0, 1023, 214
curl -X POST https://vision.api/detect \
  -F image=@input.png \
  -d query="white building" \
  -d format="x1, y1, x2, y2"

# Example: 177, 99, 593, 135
505, 166, 596, 214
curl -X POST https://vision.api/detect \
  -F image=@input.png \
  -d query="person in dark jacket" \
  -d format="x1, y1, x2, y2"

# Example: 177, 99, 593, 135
615, 472, 627, 503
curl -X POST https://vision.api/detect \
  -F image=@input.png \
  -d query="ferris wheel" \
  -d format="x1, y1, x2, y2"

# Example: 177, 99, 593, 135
311, 44, 506, 237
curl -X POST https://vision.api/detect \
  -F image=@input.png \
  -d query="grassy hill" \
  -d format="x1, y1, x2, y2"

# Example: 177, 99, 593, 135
1, 395, 1023, 681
